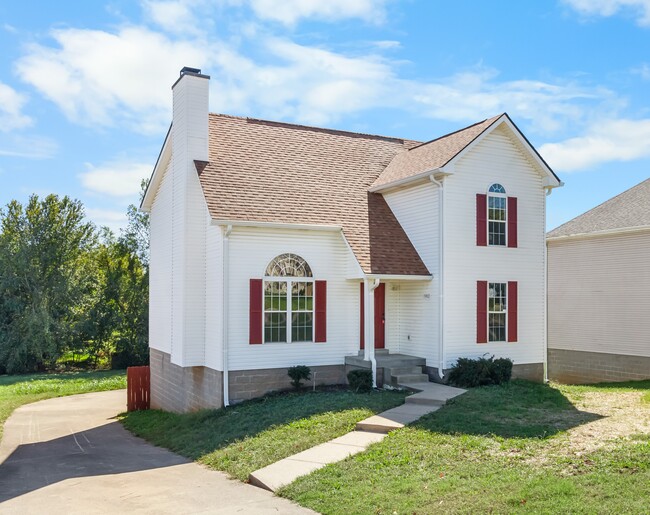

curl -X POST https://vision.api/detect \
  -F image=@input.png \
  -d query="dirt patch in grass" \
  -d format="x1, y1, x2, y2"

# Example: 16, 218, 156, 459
561, 391, 650, 454
520, 389, 650, 471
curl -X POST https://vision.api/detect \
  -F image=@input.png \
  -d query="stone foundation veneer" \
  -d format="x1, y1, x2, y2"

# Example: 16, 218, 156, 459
229, 365, 347, 404
548, 348, 650, 384
150, 348, 223, 413
150, 349, 348, 411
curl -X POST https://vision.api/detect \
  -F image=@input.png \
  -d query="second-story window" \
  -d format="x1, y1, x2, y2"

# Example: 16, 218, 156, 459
488, 183, 507, 246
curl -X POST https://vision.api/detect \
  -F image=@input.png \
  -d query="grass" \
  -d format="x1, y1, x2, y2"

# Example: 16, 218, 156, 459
0, 370, 127, 440
280, 380, 650, 514
120, 388, 408, 480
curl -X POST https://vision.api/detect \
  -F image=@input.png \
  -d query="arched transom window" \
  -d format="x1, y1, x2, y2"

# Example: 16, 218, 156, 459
264, 254, 314, 343
487, 183, 507, 246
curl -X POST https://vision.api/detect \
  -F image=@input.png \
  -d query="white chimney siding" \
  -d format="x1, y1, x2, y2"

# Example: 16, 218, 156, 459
170, 69, 211, 367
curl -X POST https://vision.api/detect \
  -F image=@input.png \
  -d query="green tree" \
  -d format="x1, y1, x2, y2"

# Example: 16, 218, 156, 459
0, 195, 96, 373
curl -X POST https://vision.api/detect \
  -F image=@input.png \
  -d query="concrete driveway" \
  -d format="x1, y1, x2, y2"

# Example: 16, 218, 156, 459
0, 390, 314, 514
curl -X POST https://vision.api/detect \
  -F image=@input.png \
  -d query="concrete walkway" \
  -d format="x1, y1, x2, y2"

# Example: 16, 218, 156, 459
249, 382, 465, 492
0, 390, 313, 514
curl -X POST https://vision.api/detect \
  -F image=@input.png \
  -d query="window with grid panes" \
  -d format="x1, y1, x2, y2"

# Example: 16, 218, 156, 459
263, 254, 314, 343
488, 282, 507, 342
488, 183, 507, 246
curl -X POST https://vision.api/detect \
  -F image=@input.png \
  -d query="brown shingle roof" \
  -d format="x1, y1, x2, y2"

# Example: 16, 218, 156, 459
548, 178, 650, 238
198, 114, 429, 275
371, 114, 503, 189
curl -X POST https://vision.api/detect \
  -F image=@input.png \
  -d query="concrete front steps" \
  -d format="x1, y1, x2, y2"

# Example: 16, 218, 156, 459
248, 381, 466, 492
344, 351, 429, 386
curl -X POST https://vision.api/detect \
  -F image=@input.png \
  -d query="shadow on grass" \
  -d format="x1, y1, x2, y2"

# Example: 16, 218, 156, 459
121, 388, 407, 466
413, 380, 604, 439
561, 380, 650, 391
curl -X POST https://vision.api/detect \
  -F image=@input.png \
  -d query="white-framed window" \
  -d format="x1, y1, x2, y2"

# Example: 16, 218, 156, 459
488, 282, 507, 342
488, 183, 507, 246
263, 254, 314, 343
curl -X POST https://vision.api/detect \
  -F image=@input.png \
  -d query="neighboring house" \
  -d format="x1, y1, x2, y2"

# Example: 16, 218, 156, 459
141, 67, 562, 412
547, 179, 650, 383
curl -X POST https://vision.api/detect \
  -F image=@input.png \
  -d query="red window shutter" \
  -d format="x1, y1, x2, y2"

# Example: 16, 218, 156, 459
507, 197, 518, 248
249, 279, 263, 344
508, 281, 518, 342
315, 280, 327, 343
476, 194, 487, 246
359, 282, 365, 350
477, 280, 488, 343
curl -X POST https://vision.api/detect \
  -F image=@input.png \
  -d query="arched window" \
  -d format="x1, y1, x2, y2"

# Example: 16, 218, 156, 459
487, 183, 507, 246
263, 254, 314, 343
265, 253, 313, 278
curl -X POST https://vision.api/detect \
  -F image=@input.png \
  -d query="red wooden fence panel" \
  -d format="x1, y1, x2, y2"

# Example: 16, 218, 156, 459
127, 366, 150, 411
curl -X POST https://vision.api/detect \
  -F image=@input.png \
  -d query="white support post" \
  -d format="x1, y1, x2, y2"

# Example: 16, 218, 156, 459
363, 278, 380, 387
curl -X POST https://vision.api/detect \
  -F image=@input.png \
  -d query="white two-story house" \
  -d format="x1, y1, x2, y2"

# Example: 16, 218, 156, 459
141, 67, 562, 412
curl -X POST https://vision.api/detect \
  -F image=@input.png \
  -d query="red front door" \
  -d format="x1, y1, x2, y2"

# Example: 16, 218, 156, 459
360, 283, 385, 349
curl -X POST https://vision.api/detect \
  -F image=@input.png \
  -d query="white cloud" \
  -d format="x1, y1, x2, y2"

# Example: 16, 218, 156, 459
85, 208, 129, 233
0, 135, 57, 159
540, 118, 650, 171
80, 162, 151, 198
15, 26, 210, 133
11, 6, 619, 139
563, 0, 650, 26
372, 40, 401, 49
632, 63, 650, 79
408, 70, 607, 134
0, 82, 32, 132
141, 0, 206, 34
247, 0, 389, 25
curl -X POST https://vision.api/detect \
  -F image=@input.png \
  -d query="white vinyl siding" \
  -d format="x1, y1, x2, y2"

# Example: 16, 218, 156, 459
227, 227, 360, 371
548, 231, 650, 358
382, 182, 439, 365
204, 224, 224, 370
443, 125, 546, 367
149, 160, 173, 354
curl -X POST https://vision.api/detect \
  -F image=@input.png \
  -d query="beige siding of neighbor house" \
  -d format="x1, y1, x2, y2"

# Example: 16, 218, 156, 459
442, 125, 547, 368
548, 231, 650, 359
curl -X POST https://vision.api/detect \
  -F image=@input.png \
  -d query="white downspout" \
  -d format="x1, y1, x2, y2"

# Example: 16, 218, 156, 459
430, 175, 445, 379
543, 187, 553, 383
363, 278, 381, 387
222, 224, 233, 406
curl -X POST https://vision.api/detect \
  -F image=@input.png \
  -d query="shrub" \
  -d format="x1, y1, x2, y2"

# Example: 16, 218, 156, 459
447, 355, 513, 388
347, 369, 373, 392
287, 365, 311, 389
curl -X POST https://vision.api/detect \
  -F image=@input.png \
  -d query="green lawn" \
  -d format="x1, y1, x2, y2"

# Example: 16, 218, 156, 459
0, 370, 127, 440
120, 388, 409, 480
280, 380, 650, 514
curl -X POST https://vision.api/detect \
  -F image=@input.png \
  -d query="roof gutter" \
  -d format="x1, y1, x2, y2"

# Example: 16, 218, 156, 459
368, 168, 450, 193
547, 224, 650, 243
364, 274, 432, 281
211, 220, 342, 232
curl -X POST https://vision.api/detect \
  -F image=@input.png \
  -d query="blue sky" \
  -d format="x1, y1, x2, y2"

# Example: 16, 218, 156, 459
1, 0, 649, 231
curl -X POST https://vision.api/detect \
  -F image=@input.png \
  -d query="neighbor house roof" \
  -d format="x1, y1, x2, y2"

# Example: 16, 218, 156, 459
198, 114, 430, 276
548, 178, 650, 239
